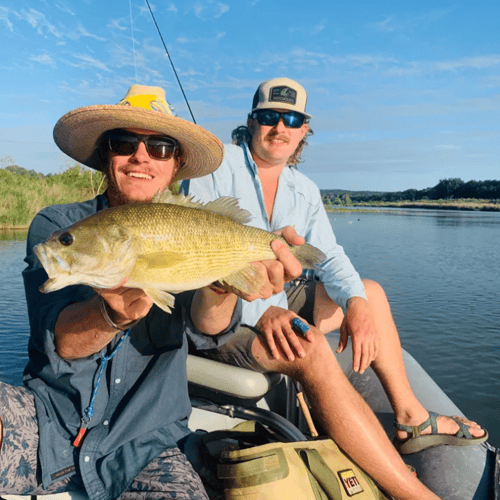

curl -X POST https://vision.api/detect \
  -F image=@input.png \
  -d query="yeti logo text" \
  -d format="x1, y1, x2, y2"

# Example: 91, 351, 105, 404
338, 469, 364, 496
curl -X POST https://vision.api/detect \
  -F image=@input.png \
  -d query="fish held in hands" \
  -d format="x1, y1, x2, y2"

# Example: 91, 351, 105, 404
34, 192, 326, 313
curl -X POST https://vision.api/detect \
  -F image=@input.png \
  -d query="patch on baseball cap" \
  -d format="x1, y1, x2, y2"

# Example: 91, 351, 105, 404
269, 86, 297, 106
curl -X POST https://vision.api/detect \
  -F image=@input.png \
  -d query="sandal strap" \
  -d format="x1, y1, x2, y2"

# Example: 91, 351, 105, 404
394, 412, 436, 438
394, 410, 439, 438
450, 416, 473, 439
395, 411, 475, 440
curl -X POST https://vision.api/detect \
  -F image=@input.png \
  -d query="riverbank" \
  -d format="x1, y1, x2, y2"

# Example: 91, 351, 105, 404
325, 199, 500, 212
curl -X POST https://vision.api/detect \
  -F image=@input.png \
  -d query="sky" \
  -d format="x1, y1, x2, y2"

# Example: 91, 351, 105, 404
1, 0, 499, 192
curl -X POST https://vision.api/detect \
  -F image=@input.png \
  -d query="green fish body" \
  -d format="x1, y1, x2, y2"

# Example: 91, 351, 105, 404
34, 192, 326, 312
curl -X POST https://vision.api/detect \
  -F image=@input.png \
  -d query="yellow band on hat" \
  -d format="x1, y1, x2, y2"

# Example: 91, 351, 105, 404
118, 94, 173, 115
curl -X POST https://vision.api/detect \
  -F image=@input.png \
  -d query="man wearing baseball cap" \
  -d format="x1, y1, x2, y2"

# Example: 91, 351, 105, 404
0, 84, 303, 500
185, 77, 487, 499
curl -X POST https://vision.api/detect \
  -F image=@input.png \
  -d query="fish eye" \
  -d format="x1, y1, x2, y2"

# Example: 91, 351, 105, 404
59, 232, 74, 247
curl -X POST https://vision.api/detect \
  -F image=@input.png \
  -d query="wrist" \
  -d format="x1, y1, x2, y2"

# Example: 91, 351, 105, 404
97, 294, 140, 331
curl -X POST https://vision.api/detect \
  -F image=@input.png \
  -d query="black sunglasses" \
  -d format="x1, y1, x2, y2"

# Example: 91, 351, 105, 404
106, 130, 179, 161
249, 109, 307, 128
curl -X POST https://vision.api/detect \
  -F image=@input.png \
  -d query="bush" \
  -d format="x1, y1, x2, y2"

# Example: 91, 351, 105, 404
0, 165, 106, 227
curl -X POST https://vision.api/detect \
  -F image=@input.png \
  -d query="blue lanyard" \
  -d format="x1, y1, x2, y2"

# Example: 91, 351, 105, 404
73, 329, 130, 447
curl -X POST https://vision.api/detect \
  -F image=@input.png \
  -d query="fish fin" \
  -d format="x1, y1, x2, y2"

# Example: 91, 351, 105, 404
291, 243, 327, 269
39, 276, 71, 293
222, 264, 266, 295
144, 289, 176, 313
135, 251, 187, 270
153, 190, 252, 224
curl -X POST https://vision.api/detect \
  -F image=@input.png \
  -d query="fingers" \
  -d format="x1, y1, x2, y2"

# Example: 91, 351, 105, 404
270, 239, 302, 282
95, 286, 153, 324
275, 225, 305, 247
337, 326, 348, 354
255, 307, 314, 362
351, 333, 378, 374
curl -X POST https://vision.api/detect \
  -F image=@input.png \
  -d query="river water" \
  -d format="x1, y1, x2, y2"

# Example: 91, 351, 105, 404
0, 209, 499, 446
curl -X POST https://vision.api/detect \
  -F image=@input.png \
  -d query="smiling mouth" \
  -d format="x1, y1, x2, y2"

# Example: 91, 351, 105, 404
126, 171, 153, 180
267, 135, 289, 144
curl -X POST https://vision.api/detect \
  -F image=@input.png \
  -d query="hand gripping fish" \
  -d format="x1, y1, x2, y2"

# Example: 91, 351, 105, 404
34, 191, 326, 313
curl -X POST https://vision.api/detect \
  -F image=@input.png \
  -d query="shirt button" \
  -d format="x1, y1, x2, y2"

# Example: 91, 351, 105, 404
115, 378, 121, 384
103, 420, 109, 426
84, 456, 90, 462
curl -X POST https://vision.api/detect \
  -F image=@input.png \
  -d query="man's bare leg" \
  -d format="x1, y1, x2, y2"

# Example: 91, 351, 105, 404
314, 279, 485, 440
251, 329, 440, 500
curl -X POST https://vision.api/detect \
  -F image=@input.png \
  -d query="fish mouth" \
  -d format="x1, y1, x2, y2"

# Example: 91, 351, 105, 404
34, 242, 69, 278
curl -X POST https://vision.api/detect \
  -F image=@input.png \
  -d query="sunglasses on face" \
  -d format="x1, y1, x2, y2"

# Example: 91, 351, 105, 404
106, 130, 179, 161
249, 109, 307, 128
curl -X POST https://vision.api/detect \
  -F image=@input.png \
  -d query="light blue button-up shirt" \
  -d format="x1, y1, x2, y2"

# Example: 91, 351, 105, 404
184, 142, 366, 326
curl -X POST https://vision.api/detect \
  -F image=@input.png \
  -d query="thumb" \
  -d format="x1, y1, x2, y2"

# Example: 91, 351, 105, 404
337, 325, 348, 353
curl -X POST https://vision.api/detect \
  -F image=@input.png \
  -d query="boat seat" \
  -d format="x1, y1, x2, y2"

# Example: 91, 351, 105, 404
186, 354, 282, 401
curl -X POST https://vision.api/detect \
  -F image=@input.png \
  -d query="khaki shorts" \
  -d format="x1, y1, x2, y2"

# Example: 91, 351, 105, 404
196, 280, 317, 373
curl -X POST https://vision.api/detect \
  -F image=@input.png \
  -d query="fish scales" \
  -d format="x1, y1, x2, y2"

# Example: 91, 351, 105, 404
34, 193, 326, 313
120, 203, 279, 289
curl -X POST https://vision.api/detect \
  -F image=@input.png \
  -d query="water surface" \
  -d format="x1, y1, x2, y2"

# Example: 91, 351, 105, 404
0, 212, 499, 446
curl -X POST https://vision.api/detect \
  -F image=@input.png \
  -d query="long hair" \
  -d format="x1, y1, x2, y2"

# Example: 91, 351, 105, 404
231, 125, 314, 167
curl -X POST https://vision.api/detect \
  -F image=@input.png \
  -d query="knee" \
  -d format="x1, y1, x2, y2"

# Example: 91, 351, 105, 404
261, 330, 336, 379
362, 279, 387, 302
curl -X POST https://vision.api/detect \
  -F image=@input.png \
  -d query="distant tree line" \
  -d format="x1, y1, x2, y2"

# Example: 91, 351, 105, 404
322, 178, 500, 205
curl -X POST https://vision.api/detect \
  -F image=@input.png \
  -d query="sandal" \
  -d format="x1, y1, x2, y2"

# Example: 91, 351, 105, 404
393, 410, 488, 454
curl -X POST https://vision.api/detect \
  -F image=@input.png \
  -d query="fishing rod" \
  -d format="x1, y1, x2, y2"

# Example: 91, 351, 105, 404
144, 0, 197, 124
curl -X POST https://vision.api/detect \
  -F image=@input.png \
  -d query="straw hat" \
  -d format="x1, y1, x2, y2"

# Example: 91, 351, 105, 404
53, 84, 223, 181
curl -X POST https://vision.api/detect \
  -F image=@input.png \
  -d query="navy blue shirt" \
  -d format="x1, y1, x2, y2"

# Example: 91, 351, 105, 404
22, 193, 240, 500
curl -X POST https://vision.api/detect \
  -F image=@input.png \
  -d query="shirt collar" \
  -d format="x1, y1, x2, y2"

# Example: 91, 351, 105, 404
241, 141, 258, 177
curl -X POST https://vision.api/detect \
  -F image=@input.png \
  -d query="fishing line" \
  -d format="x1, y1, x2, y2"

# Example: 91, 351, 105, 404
129, 0, 138, 82
145, 0, 197, 124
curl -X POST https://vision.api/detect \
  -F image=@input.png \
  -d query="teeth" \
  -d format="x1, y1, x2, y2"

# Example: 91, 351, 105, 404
127, 172, 152, 180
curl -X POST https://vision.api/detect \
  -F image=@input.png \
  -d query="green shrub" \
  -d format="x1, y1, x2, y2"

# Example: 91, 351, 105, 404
0, 164, 106, 228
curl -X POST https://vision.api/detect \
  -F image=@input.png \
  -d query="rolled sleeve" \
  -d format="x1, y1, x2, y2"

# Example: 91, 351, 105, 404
184, 295, 243, 351
305, 194, 366, 312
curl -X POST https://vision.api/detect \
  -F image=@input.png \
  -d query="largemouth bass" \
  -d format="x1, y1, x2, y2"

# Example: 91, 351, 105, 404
34, 192, 326, 313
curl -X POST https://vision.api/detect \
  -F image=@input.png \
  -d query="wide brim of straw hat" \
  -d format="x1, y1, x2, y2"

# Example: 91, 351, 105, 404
53, 105, 224, 182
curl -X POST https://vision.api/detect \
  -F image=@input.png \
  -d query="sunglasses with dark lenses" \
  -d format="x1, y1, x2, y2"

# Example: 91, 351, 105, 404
106, 130, 178, 160
250, 109, 306, 128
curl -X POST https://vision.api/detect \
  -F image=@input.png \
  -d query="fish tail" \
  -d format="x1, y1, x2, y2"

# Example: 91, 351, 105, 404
291, 243, 326, 269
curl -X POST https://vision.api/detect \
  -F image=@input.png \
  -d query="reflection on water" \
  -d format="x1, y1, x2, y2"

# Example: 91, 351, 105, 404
1, 211, 499, 446
0, 229, 28, 241
0, 233, 30, 385
329, 209, 500, 446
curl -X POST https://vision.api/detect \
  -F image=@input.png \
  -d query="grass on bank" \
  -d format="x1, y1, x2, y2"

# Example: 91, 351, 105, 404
324, 198, 500, 212
2, 165, 499, 228
357, 199, 500, 211
0, 165, 106, 228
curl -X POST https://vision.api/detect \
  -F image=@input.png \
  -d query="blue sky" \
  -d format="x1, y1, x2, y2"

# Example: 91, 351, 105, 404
1, 0, 499, 191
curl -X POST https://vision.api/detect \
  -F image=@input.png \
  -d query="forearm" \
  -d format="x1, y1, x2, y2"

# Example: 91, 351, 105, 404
190, 286, 239, 335
54, 295, 120, 359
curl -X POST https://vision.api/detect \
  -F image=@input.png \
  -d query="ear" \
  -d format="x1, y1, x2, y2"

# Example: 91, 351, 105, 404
300, 123, 309, 139
171, 158, 182, 180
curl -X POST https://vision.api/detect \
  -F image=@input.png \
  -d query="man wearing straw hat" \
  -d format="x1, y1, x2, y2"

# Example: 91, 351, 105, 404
0, 84, 303, 500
